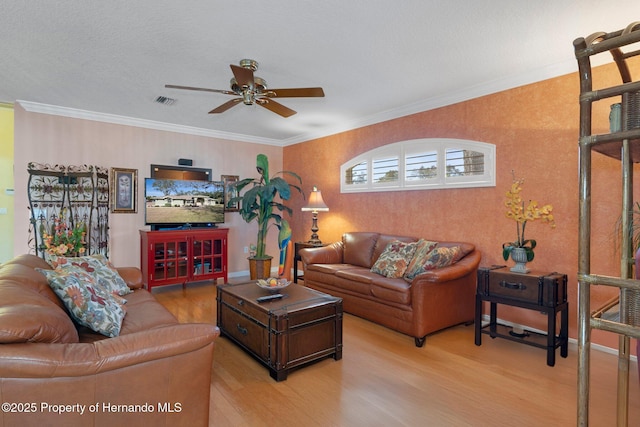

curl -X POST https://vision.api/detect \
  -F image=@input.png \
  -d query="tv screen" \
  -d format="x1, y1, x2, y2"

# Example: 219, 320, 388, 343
144, 178, 225, 229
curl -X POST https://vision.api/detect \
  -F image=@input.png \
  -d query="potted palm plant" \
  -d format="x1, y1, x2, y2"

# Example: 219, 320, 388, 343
229, 154, 303, 279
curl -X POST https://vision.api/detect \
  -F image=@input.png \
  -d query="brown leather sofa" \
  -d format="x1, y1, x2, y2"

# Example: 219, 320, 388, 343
300, 232, 481, 347
0, 254, 219, 427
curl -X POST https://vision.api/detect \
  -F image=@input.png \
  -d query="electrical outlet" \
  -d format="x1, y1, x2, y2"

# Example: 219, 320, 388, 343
0, 207, 7, 215
243, 246, 249, 254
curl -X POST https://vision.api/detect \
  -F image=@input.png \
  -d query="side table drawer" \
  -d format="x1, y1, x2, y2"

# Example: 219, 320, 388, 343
478, 267, 567, 307
219, 291, 269, 324
219, 305, 269, 360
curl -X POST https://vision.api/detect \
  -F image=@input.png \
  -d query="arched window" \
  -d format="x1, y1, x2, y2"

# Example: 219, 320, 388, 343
340, 138, 495, 193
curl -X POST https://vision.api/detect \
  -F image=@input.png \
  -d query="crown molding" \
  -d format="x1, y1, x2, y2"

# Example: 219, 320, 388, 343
16, 100, 283, 146
17, 59, 579, 148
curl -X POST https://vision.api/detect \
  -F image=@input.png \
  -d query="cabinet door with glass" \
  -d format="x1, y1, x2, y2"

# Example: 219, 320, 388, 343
151, 237, 190, 287
191, 230, 227, 283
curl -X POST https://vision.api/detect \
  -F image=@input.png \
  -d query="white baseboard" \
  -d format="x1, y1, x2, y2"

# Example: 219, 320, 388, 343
227, 270, 250, 279
227, 267, 293, 280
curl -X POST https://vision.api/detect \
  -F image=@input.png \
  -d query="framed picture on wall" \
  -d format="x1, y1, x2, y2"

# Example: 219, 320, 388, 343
222, 175, 239, 212
110, 168, 138, 213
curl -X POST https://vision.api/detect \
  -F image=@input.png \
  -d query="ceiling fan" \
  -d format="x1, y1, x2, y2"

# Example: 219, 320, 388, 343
165, 59, 324, 118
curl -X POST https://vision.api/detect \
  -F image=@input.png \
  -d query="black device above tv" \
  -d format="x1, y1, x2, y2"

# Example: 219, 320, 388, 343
150, 164, 212, 181
144, 178, 225, 231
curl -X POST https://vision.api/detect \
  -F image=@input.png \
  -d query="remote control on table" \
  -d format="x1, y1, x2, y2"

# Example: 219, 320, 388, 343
256, 293, 284, 303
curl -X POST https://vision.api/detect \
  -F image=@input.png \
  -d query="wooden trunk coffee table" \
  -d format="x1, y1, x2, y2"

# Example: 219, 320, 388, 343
216, 282, 343, 381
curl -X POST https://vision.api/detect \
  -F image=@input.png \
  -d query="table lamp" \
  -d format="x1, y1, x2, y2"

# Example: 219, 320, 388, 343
301, 186, 329, 244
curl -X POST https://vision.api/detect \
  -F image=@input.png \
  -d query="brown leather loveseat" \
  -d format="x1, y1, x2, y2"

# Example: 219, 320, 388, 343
300, 232, 481, 347
0, 254, 219, 427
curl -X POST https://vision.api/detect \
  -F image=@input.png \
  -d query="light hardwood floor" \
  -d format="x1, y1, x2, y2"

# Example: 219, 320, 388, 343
153, 280, 640, 427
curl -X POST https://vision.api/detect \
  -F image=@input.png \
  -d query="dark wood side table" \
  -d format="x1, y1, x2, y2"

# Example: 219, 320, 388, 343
474, 266, 569, 366
216, 282, 343, 381
293, 241, 326, 283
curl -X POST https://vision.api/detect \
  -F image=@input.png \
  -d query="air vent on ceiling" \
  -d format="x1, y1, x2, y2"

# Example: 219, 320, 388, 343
154, 96, 176, 106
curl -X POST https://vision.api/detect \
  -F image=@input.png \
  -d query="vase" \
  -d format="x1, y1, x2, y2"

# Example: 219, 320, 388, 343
510, 247, 530, 274
249, 256, 273, 280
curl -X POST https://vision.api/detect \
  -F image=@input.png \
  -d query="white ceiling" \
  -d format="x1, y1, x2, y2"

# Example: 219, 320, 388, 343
1, 1, 639, 146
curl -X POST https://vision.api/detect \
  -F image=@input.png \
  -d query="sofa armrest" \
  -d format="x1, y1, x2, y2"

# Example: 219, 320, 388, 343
116, 266, 145, 290
408, 251, 481, 338
300, 241, 344, 265
411, 249, 482, 284
0, 323, 219, 378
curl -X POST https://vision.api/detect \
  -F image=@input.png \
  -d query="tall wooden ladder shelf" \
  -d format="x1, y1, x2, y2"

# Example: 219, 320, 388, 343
575, 21, 640, 426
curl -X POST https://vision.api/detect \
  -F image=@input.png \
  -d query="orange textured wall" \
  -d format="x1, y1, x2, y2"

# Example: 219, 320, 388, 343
284, 62, 640, 349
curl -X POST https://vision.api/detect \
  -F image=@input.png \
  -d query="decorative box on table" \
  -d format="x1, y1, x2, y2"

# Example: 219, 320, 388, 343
216, 282, 343, 381
476, 265, 567, 307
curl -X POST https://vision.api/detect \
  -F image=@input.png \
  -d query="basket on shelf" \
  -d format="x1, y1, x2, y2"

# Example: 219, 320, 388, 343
625, 289, 640, 326
609, 91, 640, 133
625, 91, 640, 130
592, 291, 640, 327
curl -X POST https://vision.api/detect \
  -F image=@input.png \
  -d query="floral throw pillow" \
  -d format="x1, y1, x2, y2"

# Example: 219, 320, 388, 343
46, 254, 132, 296
37, 267, 126, 337
404, 246, 462, 281
403, 239, 439, 280
370, 240, 418, 278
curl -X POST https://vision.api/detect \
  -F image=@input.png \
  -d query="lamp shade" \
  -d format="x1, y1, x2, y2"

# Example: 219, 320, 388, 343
301, 186, 329, 212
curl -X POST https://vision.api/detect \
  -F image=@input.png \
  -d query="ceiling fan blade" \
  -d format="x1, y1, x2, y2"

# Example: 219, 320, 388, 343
209, 98, 243, 114
258, 99, 297, 117
165, 84, 235, 95
265, 87, 325, 98
230, 64, 254, 89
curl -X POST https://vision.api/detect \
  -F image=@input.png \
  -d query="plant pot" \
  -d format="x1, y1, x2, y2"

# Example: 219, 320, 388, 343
510, 247, 530, 274
249, 256, 273, 280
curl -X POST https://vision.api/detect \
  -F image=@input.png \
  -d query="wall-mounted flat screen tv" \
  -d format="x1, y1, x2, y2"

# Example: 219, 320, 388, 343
144, 178, 225, 230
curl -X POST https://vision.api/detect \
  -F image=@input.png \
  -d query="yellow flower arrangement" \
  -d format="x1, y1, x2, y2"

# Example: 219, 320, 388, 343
502, 176, 556, 262
42, 213, 87, 256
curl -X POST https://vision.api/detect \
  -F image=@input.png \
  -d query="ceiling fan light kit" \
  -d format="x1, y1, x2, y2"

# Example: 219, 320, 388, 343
165, 59, 324, 117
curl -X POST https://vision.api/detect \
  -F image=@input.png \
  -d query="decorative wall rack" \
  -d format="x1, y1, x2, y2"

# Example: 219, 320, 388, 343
27, 163, 109, 258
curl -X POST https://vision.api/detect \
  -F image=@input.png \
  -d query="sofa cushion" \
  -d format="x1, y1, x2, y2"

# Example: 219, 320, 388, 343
307, 263, 360, 275
370, 240, 418, 278
38, 268, 127, 338
336, 268, 374, 284
404, 246, 462, 281
119, 290, 179, 334
313, 267, 411, 305
334, 268, 378, 295
372, 234, 418, 265
304, 265, 367, 292
0, 280, 79, 343
76, 289, 178, 342
343, 232, 379, 268
438, 241, 475, 262
403, 239, 439, 280
46, 254, 132, 296
370, 275, 411, 305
